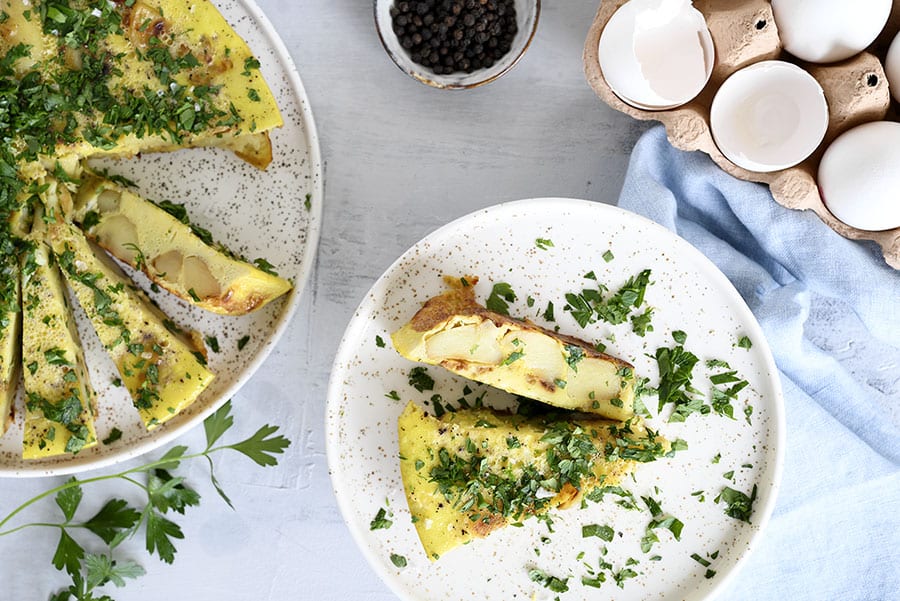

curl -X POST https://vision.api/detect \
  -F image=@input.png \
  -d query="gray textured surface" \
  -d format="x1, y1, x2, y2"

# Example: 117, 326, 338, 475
0, 1, 649, 599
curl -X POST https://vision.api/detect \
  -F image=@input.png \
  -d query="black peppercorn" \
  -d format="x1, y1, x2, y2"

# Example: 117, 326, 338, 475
391, 0, 518, 75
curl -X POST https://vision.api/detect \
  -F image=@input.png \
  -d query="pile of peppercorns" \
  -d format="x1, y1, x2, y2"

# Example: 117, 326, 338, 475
390, 0, 519, 75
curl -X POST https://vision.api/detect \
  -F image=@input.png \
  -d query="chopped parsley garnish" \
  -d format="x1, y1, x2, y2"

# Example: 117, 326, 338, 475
44, 348, 72, 366
564, 345, 584, 372
237, 335, 251, 351
602, 249, 615, 262
369, 507, 393, 531
242, 56, 261, 75
563, 269, 652, 328
253, 258, 278, 276
407, 366, 434, 392
503, 350, 525, 365
709, 367, 749, 420
102, 428, 123, 445
715, 484, 758, 523
204, 336, 220, 354
640, 496, 683, 553
654, 343, 707, 422
535, 238, 554, 250
389, 553, 407, 568
375, 335, 386, 348
541, 301, 555, 322
613, 566, 638, 588
528, 568, 569, 593
485, 282, 516, 316
582, 524, 614, 541
384, 390, 400, 401
737, 335, 753, 349
630, 307, 654, 336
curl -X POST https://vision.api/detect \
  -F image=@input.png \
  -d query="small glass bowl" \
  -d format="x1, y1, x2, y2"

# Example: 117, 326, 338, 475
374, 0, 540, 90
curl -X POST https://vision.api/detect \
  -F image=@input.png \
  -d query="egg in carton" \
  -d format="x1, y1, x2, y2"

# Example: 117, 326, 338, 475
584, 0, 900, 269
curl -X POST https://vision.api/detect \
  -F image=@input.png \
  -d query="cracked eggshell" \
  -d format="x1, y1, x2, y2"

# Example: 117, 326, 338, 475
710, 60, 828, 173
599, 0, 714, 110
819, 121, 900, 231
772, 0, 892, 64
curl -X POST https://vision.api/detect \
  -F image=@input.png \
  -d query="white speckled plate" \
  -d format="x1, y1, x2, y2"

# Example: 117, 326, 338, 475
326, 199, 784, 600
0, 0, 322, 477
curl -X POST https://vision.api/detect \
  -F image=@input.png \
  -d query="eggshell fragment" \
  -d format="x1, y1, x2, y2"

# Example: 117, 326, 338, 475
710, 60, 828, 173
772, 0, 891, 64
819, 121, 900, 232
599, 0, 714, 110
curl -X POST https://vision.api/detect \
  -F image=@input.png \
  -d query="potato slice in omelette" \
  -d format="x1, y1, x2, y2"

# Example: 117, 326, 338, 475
393, 278, 637, 421
398, 401, 669, 560
47, 222, 214, 430
20, 239, 97, 458
73, 173, 292, 315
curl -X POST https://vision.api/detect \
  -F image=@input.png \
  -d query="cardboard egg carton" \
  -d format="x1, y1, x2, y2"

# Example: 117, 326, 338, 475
584, 0, 900, 269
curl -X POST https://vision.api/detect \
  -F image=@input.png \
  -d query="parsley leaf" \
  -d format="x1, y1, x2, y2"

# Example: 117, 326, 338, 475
83, 499, 141, 546
486, 282, 516, 316
204, 401, 235, 450
147, 471, 201, 515
52, 530, 85, 577
56, 479, 83, 522
225, 424, 291, 467
84, 554, 145, 590
145, 510, 183, 564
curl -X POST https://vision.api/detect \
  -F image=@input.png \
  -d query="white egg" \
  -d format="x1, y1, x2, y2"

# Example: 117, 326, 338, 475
819, 121, 900, 232
710, 61, 828, 173
599, 0, 714, 110
885, 32, 900, 103
772, 0, 891, 64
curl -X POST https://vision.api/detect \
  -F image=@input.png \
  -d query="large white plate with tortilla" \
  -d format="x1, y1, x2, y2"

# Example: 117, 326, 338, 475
0, 0, 322, 476
326, 198, 784, 600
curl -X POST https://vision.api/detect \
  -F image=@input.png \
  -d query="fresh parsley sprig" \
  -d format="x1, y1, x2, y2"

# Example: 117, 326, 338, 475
0, 400, 290, 601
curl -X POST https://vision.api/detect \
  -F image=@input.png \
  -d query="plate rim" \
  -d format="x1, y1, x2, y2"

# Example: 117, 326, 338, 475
325, 197, 785, 601
0, 0, 323, 478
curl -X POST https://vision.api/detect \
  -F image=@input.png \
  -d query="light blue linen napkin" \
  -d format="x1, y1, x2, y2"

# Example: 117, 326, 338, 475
618, 125, 900, 601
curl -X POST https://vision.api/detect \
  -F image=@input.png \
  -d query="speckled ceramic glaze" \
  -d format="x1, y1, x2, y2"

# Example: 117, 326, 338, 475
326, 199, 784, 601
0, 0, 322, 477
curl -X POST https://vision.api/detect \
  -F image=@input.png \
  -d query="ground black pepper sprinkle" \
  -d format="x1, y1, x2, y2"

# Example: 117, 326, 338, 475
390, 0, 518, 75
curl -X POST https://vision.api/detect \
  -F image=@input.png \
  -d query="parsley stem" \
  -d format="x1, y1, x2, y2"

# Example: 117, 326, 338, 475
0, 450, 212, 534
0, 521, 66, 537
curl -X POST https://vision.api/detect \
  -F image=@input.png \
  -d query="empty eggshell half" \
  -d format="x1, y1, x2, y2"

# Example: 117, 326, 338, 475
599, 0, 714, 110
710, 60, 828, 173
772, 0, 891, 64
819, 121, 900, 232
